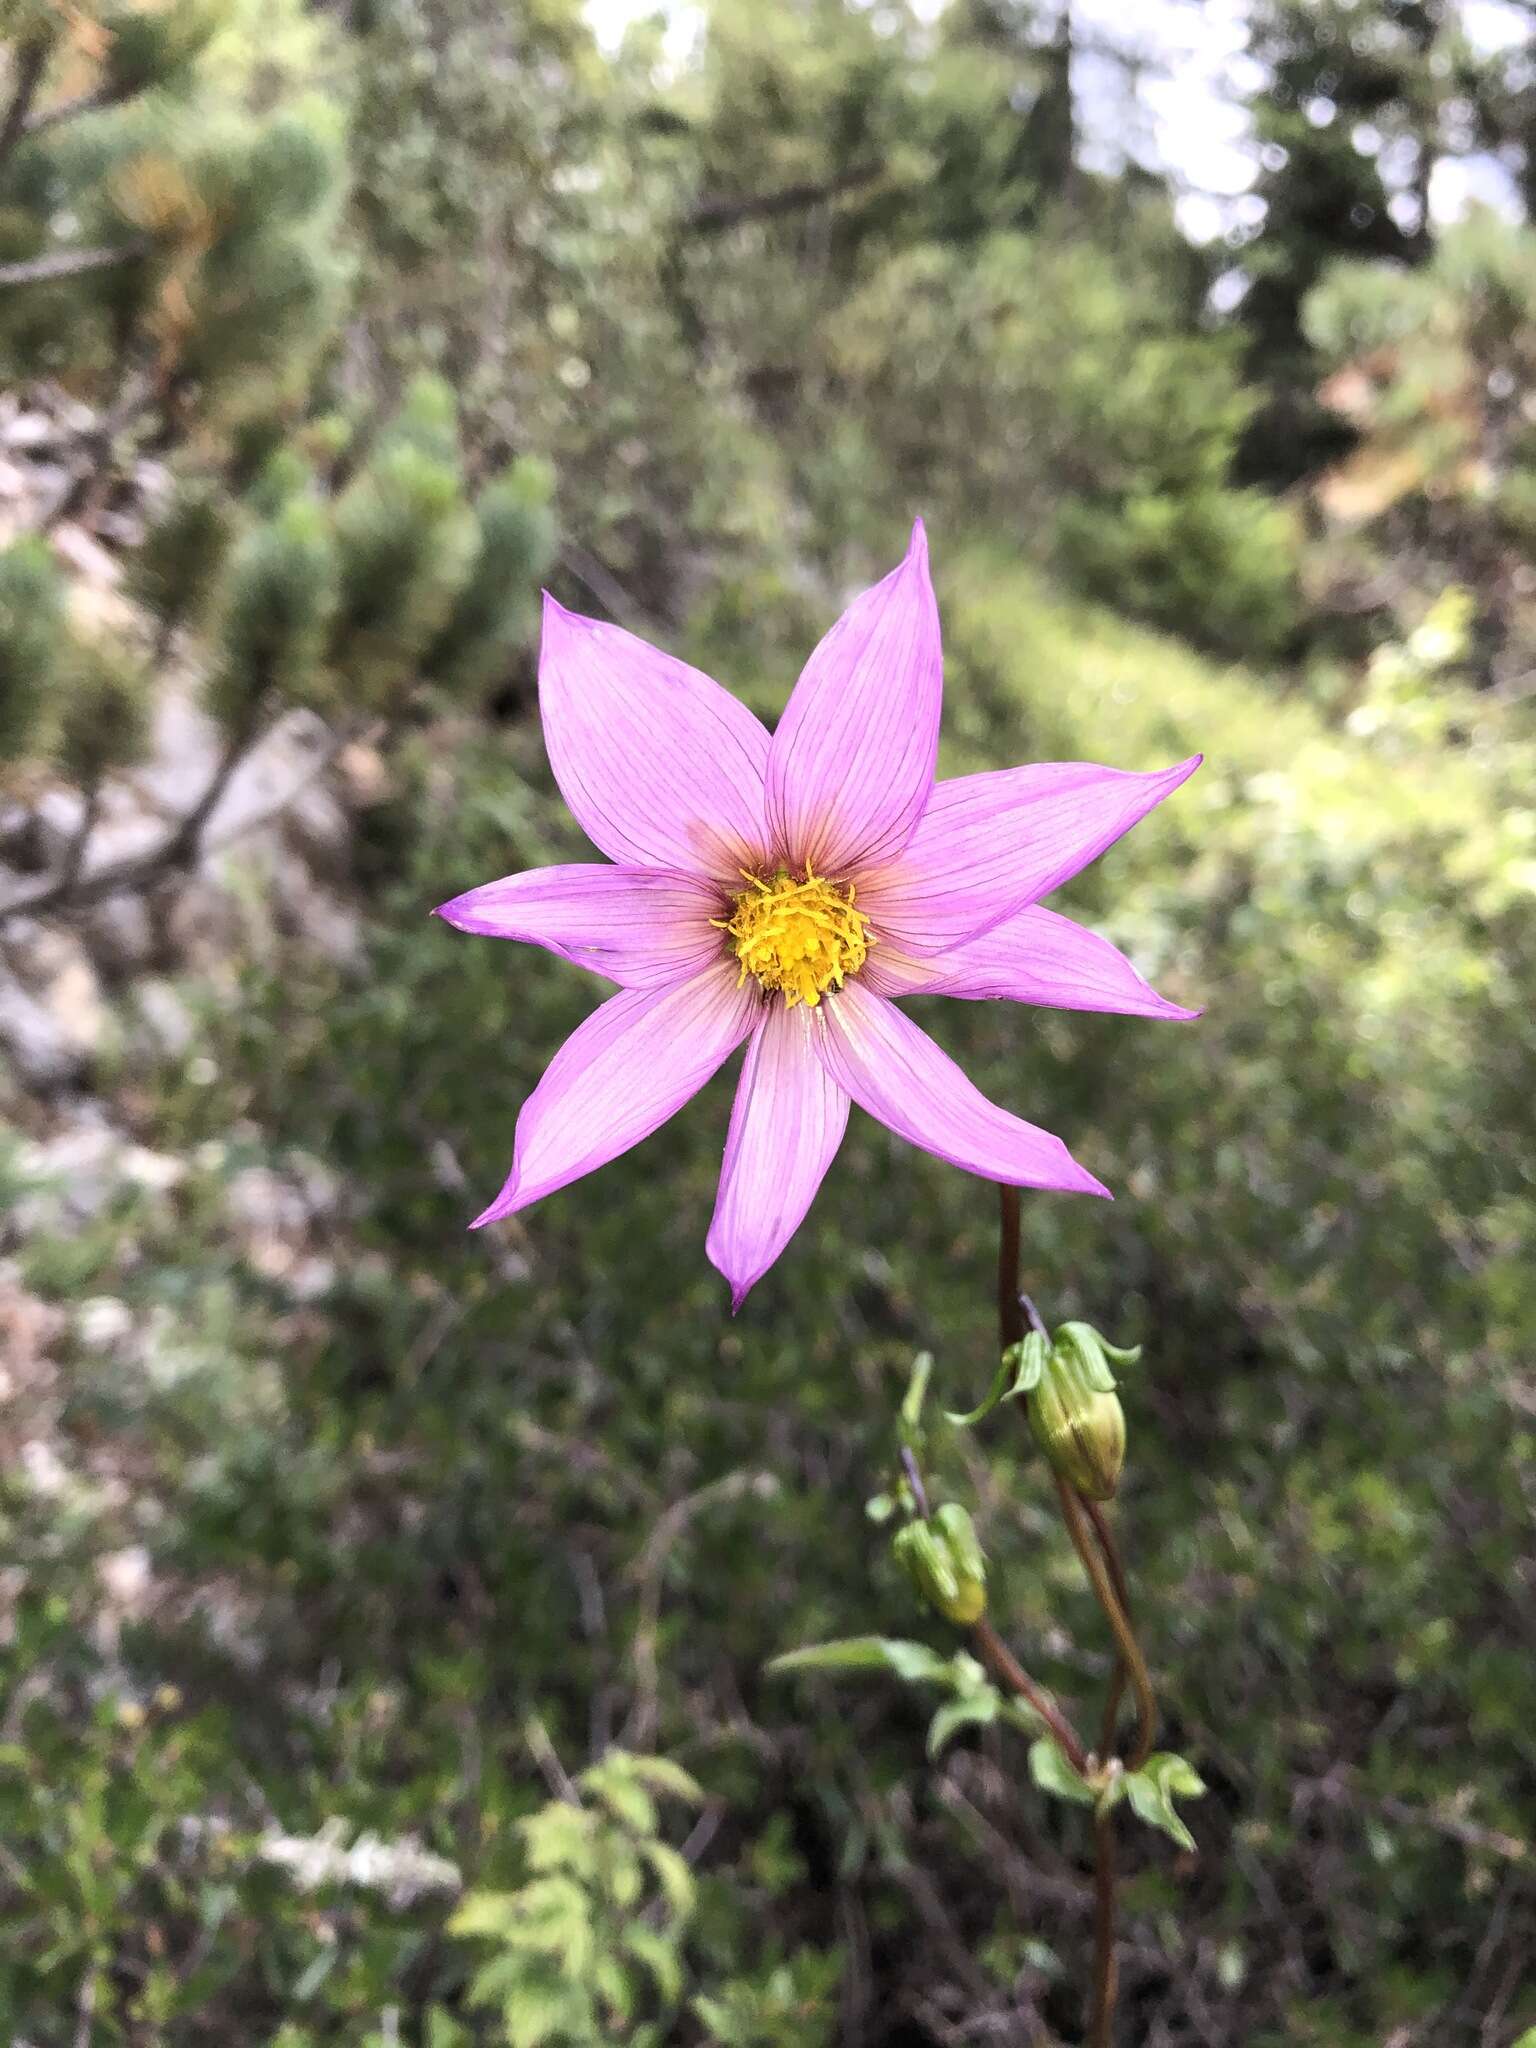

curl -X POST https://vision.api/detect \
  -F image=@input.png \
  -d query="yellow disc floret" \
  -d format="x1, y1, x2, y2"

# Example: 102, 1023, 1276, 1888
719, 866, 873, 1008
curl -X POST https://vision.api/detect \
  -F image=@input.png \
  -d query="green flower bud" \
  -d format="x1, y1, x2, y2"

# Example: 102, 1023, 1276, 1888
1027, 1323, 1138, 1502
893, 1503, 988, 1625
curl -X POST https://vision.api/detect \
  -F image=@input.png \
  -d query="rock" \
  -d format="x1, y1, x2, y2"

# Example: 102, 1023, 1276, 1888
3, 410, 60, 450
82, 891, 156, 974
132, 978, 195, 1056
0, 977, 85, 1085
164, 873, 247, 969
0, 929, 106, 1086
11, 1112, 135, 1228
52, 519, 123, 592
76, 1296, 135, 1349
204, 709, 336, 849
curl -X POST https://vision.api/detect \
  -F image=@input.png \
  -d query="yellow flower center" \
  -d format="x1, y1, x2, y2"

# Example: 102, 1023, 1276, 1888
719, 867, 873, 1008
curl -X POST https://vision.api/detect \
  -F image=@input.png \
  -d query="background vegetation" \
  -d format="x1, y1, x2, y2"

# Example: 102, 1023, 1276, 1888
2, 0, 1534, 2042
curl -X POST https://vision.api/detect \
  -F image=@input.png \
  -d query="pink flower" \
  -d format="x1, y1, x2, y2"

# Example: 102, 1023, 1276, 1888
436, 522, 1200, 1307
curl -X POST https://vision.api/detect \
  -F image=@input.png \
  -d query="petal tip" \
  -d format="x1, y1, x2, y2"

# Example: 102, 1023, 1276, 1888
470, 1181, 519, 1229
907, 515, 929, 562
432, 894, 475, 933
540, 588, 586, 636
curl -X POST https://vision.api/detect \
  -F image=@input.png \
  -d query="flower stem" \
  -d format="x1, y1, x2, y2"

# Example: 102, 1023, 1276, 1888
994, 1182, 1161, 2048
1053, 1476, 1156, 1770
971, 1615, 1090, 1777
1085, 1496, 1135, 1760
1090, 1807, 1119, 2048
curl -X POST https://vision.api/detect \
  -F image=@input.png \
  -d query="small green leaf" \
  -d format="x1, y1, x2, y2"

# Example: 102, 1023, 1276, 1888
767, 1637, 951, 1684
593, 1954, 635, 2023
519, 1802, 595, 1874
623, 1922, 683, 2005
643, 1840, 696, 1919
605, 1840, 644, 1910
999, 1697, 1047, 1737
447, 1890, 521, 1938
1029, 1738, 1096, 1807
1122, 1751, 1207, 1852
619, 1754, 704, 1806
426, 2009, 471, 2048
293, 1943, 338, 2000
582, 1761, 656, 1835
928, 1690, 999, 1758
899, 1351, 934, 1441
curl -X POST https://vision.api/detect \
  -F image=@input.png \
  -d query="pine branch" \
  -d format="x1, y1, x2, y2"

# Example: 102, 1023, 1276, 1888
682, 158, 884, 235
0, 39, 49, 177
0, 239, 148, 289
0, 719, 364, 926
20, 80, 130, 140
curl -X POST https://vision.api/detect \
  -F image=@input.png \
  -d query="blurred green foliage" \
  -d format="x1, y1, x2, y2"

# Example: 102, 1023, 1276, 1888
7, 545, 1535, 2039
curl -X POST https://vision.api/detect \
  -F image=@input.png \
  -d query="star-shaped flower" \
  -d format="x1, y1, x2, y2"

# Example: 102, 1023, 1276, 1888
437, 522, 1200, 1305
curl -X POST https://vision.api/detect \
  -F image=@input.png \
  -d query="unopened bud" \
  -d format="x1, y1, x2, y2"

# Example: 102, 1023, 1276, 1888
1027, 1323, 1138, 1501
893, 1502, 988, 1625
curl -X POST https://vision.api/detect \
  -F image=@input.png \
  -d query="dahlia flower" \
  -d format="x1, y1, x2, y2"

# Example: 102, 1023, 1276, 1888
437, 523, 1199, 1305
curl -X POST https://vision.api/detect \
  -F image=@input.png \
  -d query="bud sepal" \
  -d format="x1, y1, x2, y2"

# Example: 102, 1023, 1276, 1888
892, 1503, 988, 1626
1028, 1323, 1138, 1502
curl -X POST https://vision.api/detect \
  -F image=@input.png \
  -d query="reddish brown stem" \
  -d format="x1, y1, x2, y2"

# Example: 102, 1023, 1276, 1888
1090, 1808, 1119, 2047
971, 1616, 1090, 1777
1086, 1496, 1135, 1759
1054, 1477, 1156, 1771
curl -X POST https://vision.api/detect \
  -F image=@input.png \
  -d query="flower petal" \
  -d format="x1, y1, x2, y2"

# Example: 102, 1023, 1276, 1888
434, 864, 726, 990
766, 520, 942, 876
863, 904, 1200, 1019
472, 963, 760, 1225
706, 1002, 850, 1309
812, 981, 1109, 1196
539, 595, 771, 879
858, 755, 1202, 954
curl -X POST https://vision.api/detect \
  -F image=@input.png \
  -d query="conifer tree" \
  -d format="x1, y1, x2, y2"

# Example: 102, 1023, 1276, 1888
0, 1, 555, 920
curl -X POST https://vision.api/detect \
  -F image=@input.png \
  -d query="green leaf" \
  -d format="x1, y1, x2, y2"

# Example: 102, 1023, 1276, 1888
1029, 1738, 1096, 1808
519, 1803, 596, 1875
504, 1975, 590, 2048
618, 1754, 704, 1806
623, 1922, 684, 2005
447, 1890, 521, 1939
767, 1637, 951, 1684
605, 1839, 644, 1910
899, 1351, 934, 1442
582, 1761, 657, 1836
593, 1954, 636, 2023
293, 1943, 338, 2000
426, 2010, 471, 2048
1123, 1751, 1207, 1852
927, 1689, 999, 1758
643, 1841, 697, 1920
